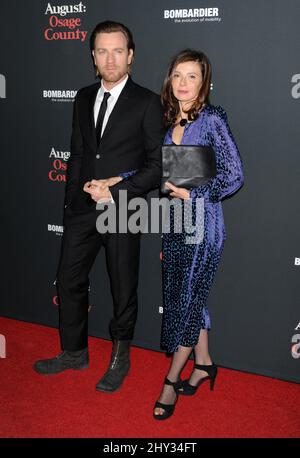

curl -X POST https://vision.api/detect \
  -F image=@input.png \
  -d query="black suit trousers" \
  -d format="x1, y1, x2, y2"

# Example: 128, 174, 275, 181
56, 207, 141, 351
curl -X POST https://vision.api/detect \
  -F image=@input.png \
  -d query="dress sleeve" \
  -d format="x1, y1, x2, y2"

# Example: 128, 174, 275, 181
190, 106, 244, 203
118, 170, 139, 180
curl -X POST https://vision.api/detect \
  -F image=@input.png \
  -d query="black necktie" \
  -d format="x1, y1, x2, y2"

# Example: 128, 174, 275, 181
96, 91, 111, 146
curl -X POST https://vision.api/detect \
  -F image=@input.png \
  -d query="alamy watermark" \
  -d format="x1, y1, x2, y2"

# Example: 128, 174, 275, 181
96, 191, 205, 245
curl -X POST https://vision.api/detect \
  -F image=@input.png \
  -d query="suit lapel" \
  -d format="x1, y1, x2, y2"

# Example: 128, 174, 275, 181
85, 77, 135, 151
99, 76, 135, 143
87, 82, 100, 151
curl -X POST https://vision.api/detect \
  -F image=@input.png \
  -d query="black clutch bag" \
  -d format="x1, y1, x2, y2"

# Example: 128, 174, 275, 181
161, 145, 216, 194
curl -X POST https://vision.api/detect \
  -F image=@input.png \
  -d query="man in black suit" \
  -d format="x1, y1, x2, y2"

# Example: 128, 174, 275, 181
34, 21, 165, 392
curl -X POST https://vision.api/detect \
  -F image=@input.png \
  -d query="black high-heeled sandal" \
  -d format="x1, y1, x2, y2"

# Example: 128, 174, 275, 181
179, 363, 218, 396
153, 377, 183, 420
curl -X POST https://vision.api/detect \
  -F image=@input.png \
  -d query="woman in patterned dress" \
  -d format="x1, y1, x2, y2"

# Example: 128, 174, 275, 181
153, 49, 244, 420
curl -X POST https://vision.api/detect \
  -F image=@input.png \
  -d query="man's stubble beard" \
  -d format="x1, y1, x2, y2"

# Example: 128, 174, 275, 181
100, 68, 128, 84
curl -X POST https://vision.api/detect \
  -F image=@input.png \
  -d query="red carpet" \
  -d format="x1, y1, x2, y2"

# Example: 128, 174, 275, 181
0, 317, 299, 438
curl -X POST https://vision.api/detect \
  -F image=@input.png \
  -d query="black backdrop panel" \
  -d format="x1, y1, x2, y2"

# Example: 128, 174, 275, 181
0, 0, 299, 383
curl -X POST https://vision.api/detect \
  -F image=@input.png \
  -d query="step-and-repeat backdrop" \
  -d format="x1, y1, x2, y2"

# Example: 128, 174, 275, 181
1, 0, 299, 383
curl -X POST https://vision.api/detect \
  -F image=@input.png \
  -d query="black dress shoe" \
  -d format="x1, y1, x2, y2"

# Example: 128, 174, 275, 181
33, 348, 89, 375
96, 340, 130, 393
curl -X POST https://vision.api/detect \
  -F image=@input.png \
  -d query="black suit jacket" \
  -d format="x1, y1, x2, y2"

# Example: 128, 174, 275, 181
65, 76, 165, 214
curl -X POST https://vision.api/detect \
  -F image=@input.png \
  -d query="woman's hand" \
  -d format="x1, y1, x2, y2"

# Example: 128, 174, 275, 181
165, 182, 190, 199
83, 176, 123, 202
92, 176, 123, 189
103, 176, 123, 187
83, 180, 111, 202
83, 176, 123, 192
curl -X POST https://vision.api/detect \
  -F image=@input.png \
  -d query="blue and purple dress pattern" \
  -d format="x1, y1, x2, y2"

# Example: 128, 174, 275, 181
161, 105, 244, 353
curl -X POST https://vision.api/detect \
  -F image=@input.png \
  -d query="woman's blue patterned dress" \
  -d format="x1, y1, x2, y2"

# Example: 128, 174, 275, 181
161, 105, 244, 353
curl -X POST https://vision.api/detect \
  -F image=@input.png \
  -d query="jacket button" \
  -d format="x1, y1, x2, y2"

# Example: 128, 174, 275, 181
96, 154, 100, 159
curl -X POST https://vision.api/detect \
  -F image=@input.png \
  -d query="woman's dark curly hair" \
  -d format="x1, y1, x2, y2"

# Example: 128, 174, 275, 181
161, 49, 212, 126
